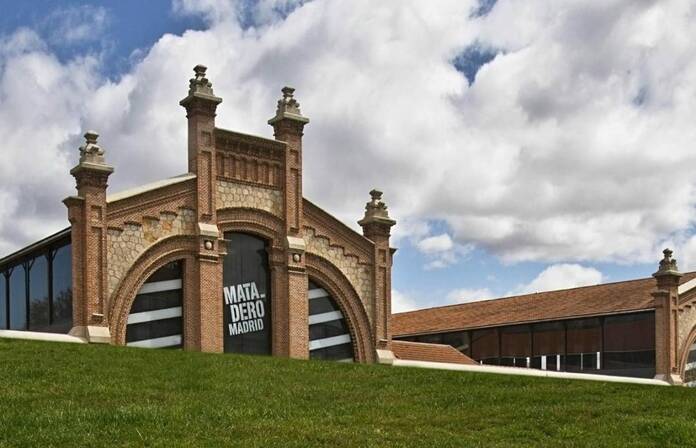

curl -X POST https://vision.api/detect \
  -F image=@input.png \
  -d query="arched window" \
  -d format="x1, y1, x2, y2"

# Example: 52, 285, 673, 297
126, 261, 183, 349
685, 342, 696, 387
308, 280, 354, 362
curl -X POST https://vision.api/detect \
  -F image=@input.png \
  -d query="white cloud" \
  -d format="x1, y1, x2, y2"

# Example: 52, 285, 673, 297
43, 5, 110, 45
416, 233, 473, 270
417, 234, 454, 254
508, 264, 605, 296
445, 287, 494, 304
391, 290, 419, 313
1, 0, 696, 270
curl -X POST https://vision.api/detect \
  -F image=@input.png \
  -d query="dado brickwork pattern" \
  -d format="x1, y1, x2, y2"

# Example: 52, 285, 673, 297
62, 65, 397, 363
106, 208, 197, 296
216, 180, 283, 217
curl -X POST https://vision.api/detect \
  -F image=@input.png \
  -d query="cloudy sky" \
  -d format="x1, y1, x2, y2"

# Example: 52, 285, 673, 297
1, 0, 695, 312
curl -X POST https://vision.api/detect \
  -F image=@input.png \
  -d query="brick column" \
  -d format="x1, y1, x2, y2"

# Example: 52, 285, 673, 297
180, 65, 225, 352
359, 190, 396, 351
64, 131, 113, 343
652, 248, 683, 384
269, 87, 310, 359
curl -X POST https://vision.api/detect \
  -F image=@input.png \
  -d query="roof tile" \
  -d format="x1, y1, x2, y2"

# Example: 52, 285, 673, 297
393, 272, 696, 336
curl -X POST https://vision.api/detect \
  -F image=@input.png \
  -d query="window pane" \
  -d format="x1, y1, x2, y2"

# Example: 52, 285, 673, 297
308, 280, 354, 362
582, 352, 598, 371
9, 266, 26, 330
440, 331, 471, 355
126, 261, 183, 349
471, 328, 498, 362
51, 244, 73, 333
604, 313, 654, 352
413, 334, 443, 344
29, 256, 50, 331
566, 318, 601, 354
0, 273, 6, 329
500, 325, 531, 358
602, 312, 655, 376
685, 343, 696, 387
533, 321, 565, 356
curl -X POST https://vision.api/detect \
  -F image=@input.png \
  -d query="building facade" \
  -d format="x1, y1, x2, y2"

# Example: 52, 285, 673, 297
394, 249, 696, 385
0, 65, 398, 363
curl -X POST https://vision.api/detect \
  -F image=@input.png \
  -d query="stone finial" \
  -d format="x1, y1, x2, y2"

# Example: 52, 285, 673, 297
278, 87, 301, 115
268, 86, 309, 125
358, 189, 396, 228
78, 131, 106, 165
69, 129, 113, 182
188, 64, 215, 96
180, 64, 222, 108
653, 248, 681, 277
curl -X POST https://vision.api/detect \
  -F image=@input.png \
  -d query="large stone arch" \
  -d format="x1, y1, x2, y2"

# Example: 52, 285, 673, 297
306, 253, 375, 363
108, 235, 198, 346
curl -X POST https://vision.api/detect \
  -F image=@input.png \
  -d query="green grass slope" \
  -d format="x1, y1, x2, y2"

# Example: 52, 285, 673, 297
1, 339, 696, 447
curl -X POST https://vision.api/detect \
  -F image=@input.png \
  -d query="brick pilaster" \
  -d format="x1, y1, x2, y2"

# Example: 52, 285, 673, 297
652, 248, 683, 384
359, 190, 397, 350
64, 131, 113, 343
180, 65, 225, 352
269, 87, 310, 359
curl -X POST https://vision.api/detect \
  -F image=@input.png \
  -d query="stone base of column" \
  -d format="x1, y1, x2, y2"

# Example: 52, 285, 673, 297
654, 373, 683, 385
69, 325, 111, 344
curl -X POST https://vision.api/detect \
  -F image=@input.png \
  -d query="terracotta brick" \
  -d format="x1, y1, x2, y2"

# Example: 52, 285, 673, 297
62, 67, 394, 363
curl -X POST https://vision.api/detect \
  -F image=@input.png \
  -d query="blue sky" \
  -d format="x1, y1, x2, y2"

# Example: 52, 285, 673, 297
0, 0, 693, 312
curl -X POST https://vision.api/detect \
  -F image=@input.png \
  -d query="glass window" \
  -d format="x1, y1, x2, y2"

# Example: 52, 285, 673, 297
533, 321, 565, 355
500, 325, 531, 359
9, 265, 27, 330
126, 261, 183, 349
566, 318, 601, 372
471, 328, 498, 364
413, 333, 444, 344
0, 273, 6, 329
223, 232, 272, 355
29, 255, 50, 331
685, 343, 696, 387
440, 331, 471, 356
51, 244, 73, 333
603, 312, 655, 377
308, 280, 354, 362
532, 321, 566, 370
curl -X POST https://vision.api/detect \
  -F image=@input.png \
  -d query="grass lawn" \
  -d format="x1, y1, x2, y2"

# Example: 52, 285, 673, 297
1, 339, 696, 447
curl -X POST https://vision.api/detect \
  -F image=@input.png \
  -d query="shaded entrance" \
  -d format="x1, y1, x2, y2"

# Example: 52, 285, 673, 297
223, 232, 272, 355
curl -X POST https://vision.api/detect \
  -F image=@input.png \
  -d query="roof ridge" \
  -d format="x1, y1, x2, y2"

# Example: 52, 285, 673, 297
393, 270, 696, 316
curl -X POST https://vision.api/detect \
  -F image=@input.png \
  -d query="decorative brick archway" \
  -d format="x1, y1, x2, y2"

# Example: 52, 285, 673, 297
306, 253, 376, 363
109, 235, 198, 346
679, 324, 696, 380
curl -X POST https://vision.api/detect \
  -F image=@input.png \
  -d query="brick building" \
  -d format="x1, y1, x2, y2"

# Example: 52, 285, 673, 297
394, 249, 696, 385
2, 66, 696, 383
0, 65, 399, 363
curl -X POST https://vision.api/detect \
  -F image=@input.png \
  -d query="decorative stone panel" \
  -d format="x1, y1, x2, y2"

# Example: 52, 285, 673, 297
217, 180, 283, 217
303, 227, 373, 317
679, 304, 696, 357
106, 207, 196, 297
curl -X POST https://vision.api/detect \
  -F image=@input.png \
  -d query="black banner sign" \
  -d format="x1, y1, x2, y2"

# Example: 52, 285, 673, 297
222, 232, 272, 355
